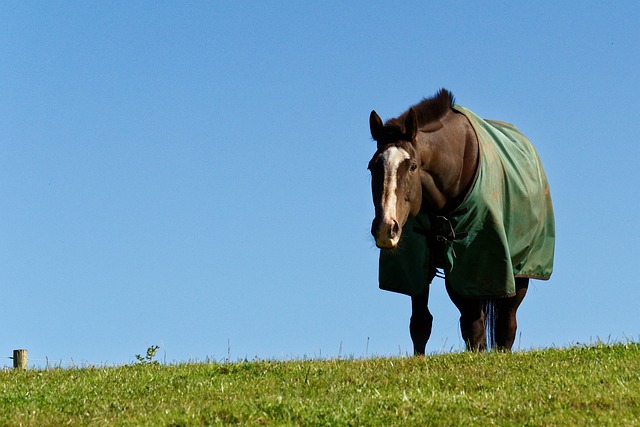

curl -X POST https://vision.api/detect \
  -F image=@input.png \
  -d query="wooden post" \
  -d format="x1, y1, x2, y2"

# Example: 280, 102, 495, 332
13, 349, 28, 370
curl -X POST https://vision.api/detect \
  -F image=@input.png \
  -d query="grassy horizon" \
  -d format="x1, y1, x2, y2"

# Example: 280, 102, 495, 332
1, 342, 639, 426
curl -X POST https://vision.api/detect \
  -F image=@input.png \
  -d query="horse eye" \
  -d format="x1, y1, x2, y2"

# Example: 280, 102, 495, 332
410, 163, 418, 172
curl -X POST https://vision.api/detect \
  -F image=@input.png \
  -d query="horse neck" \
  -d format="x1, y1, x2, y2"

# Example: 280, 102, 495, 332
416, 111, 478, 213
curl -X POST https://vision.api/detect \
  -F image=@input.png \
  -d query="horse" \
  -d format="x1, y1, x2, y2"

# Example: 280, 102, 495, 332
368, 89, 555, 353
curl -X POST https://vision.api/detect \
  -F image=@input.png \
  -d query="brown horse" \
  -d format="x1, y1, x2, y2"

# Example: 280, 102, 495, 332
368, 89, 554, 353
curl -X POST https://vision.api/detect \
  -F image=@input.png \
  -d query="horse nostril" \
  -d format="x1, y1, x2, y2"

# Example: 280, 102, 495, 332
374, 218, 401, 248
387, 219, 400, 239
389, 220, 400, 238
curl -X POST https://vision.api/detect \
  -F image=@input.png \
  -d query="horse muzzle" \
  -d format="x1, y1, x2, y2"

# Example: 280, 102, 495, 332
373, 218, 401, 249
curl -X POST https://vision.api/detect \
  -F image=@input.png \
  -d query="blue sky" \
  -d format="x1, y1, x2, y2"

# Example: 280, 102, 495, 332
2, 1, 639, 367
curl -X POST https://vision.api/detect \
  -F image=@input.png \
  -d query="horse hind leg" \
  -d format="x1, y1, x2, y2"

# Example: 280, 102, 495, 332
410, 289, 433, 355
460, 307, 486, 351
494, 278, 529, 351
446, 282, 486, 351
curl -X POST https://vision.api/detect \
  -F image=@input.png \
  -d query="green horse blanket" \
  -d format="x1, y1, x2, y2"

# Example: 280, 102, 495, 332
379, 105, 555, 298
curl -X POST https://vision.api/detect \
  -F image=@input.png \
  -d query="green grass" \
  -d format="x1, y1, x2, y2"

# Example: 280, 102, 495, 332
1, 342, 639, 426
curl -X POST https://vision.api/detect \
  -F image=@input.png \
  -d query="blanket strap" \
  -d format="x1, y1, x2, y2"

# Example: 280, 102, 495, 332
434, 215, 468, 259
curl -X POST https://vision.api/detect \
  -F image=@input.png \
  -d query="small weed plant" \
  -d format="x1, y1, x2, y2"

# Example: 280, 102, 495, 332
135, 345, 160, 365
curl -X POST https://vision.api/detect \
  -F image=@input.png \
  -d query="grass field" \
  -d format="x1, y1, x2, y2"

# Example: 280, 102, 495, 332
1, 342, 639, 426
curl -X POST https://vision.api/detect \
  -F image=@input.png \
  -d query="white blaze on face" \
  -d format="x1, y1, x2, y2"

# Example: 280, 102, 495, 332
380, 146, 410, 223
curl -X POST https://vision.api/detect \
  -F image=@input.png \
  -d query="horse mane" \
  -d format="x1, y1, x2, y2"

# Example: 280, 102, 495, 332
385, 88, 455, 135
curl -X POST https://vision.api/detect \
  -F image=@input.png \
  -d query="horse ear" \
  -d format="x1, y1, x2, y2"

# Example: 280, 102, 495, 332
405, 108, 418, 141
370, 110, 384, 142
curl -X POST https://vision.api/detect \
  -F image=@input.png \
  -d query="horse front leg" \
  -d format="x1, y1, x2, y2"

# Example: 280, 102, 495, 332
494, 278, 529, 351
409, 286, 433, 355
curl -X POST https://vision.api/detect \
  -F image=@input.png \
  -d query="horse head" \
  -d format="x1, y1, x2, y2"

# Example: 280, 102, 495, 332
368, 108, 423, 249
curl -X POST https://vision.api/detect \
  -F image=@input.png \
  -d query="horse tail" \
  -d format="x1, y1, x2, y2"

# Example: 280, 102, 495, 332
483, 299, 497, 350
